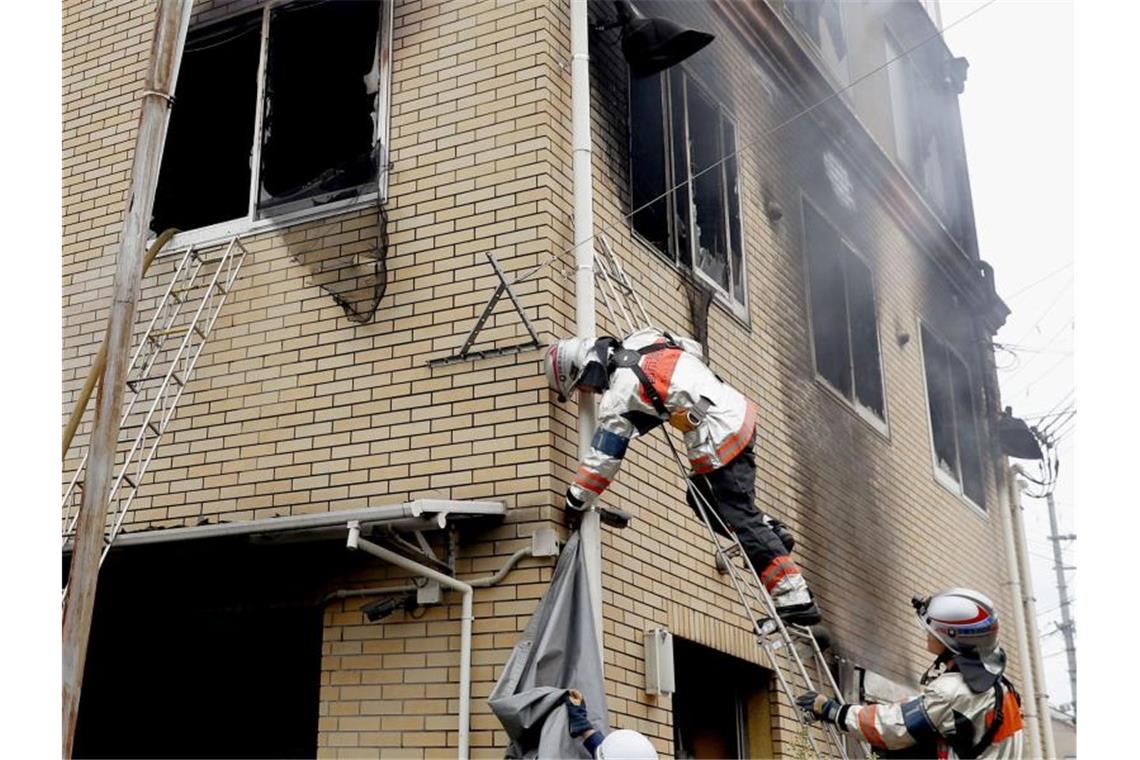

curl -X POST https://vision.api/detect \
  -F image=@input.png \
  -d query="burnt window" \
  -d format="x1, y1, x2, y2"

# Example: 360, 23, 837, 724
884, 32, 959, 224
802, 201, 885, 420
630, 70, 747, 308
921, 324, 986, 508
151, 1, 389, 236
786, 0, 849, 83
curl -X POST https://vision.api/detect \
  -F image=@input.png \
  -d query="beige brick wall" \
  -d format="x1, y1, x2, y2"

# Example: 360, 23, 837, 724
63, 1, 1020, 757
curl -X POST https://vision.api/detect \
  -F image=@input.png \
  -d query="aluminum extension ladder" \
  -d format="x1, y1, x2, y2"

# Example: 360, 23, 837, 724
592, 233, 868, 759
62, 236, 250, 569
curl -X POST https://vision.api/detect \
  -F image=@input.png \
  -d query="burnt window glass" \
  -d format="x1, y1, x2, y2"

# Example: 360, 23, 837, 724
803, 202, 884, 419
629, 70, 745, 306
150, 1, 385, 235
151, 11, 262, 233
921, 324, 987, 508
259, 1, 381, 213
629, 73, 670, 256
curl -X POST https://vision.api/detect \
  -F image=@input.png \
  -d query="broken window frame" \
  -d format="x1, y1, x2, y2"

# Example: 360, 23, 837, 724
628, 67, 750, 320
784, 0, 851, 88
918, 321, 988, 512
799, 195, 889, 432
153, 0, 394, 251
883, 26, 959, 224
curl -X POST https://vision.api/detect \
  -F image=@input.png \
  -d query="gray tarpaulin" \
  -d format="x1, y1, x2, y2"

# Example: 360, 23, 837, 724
488, 532, 611, 758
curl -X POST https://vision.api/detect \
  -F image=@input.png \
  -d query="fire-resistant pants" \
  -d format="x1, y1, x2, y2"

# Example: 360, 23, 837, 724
685, 439, 806, 598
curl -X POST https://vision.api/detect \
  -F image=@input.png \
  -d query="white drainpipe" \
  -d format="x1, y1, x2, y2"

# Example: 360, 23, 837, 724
570, 0, 604, 664
1009, 472, 1058, 760
347, 522, 473, 760
996, 468, 1042, 759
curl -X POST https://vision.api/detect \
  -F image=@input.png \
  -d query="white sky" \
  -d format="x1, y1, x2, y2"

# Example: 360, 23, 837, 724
943, 0, 1076, 712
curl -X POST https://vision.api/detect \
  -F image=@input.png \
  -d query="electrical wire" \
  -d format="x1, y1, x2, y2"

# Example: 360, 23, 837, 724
1002, 319, 1074, 388
1002, 262, 1073, 300
1010, 279, 1074, 348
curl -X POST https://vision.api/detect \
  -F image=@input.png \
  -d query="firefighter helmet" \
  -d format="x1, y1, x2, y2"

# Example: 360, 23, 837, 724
596, 729, 658, 760
545, 338, 592, 401
913, 588, 1000, 657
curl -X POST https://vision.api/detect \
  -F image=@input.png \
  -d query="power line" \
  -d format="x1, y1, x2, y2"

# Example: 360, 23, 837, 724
1003, 262, 1073, 300
1003, 319, 1074, 390
1011, 280, 1074, 348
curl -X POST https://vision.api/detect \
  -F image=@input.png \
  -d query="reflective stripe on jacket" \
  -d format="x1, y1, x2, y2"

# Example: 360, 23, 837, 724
841, 671, 1024, 759
569, 328, 757, 507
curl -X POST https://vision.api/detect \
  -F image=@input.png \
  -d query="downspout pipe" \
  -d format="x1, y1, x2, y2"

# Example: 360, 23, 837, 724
570, 0, 605, 666
1010, 471, 1058, 760
996, 467, 1042, 759
347, 522, 473, 760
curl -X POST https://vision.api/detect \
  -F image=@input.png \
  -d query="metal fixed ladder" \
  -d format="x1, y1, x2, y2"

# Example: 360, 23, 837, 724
62, 236, 250, 569
592, 234, 868, 759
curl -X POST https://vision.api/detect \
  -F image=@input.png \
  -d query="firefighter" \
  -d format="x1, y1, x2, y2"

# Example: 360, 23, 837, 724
797, 588, 1025, 759
564, 689, 658, 759
545, 326, 820, 626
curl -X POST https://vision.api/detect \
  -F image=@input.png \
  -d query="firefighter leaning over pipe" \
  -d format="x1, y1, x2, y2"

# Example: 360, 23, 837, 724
545, 326, 821, 626
797, 588, 1025, 759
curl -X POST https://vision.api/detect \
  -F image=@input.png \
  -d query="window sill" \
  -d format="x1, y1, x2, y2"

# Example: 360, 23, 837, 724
812, 374, 890, 442
151, 191, 380, 256
627, 229, 752, 333
932, 466, 988, 520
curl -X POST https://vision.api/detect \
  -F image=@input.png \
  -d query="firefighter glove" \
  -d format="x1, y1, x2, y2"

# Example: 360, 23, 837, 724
564, 689, 593, 737
768, 518, 796, 553
796, 691, 842, 725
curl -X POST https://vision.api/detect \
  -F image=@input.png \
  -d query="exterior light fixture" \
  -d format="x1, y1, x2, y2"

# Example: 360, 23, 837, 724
597, 1, 716, 79
360, 593, 417, 623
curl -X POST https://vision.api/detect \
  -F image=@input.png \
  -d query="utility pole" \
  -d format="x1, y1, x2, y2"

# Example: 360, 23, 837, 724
61, 3, 193, 756
1045, 489, 1077, 720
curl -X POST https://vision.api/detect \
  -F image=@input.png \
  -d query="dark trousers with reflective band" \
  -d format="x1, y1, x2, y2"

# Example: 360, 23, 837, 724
685, 441, 793, 586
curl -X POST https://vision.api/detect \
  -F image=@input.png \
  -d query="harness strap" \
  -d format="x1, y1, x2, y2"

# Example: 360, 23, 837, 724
608, 337, 682, 419
952, 680, 1006, 759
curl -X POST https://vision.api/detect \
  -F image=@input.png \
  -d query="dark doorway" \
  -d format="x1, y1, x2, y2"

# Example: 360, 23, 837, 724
672, 638, 773, 759
70, 538, 335, 759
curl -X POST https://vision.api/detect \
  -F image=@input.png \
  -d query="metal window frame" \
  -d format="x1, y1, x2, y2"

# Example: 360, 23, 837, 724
782, 0, 852, 90
797, 192, 890, 435
626, 65, 750, 321
916, 319, 988, 515
159, 0, 394, 253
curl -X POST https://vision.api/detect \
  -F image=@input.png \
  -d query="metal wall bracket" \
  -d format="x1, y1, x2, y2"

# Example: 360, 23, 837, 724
427, 252, 542, 367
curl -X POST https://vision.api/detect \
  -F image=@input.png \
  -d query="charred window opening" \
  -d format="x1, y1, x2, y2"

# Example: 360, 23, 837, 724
803, 201, 885, 420
151, 12, 262, 233
921, 324, 986, 507
884, 32, 958, 222
150, 1, 386, 236
786, 0, 849, 82
673, 638, 772, 759
630, 70, 746, 307
259, 1, 381, 214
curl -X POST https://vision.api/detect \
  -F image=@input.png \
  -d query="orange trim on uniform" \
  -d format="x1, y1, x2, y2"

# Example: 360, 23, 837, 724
760, 556, 799, 591
574, 467, 611, 495
689, 454, 714, 474
858, 704, 888, 749
716, 400, 757, 466
636, 344, 682, 409
987, 689, 1025, 744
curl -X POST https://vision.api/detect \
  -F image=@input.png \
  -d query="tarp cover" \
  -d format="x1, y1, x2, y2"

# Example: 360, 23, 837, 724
488, 532, 610, 758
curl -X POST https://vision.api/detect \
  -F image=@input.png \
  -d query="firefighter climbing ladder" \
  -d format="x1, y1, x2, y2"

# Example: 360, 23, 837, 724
593, 233, 868, 760
61, 236, 249, 570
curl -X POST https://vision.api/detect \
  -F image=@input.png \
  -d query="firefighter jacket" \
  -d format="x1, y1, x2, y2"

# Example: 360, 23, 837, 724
838, 666, 1024, 759
568, 327, 757, 509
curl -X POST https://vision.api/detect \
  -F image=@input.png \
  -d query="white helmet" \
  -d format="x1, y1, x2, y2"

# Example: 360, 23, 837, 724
545, 337, 593, 401
913, 588, 999, 657
596, 729, 658, 760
